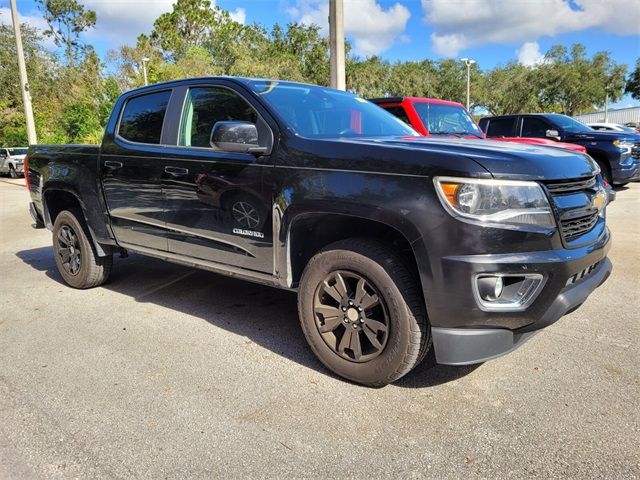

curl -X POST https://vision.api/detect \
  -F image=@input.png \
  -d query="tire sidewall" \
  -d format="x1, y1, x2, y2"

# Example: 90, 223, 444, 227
299, 248, 416, 386
52, 210, 95, 289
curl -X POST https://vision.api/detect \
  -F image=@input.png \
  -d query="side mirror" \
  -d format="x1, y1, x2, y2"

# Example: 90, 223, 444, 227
210, 121, 266, 154
545, 129, 560, 140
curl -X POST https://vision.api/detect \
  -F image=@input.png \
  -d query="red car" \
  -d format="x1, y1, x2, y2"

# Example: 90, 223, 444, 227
370, 97, 587, 153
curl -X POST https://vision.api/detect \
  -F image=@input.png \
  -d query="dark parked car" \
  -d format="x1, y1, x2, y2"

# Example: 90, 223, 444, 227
26, 78, 612, 386
479, 113, 640, 185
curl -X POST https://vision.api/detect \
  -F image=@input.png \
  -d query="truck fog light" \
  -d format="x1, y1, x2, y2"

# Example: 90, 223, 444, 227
473, 274, 545, 311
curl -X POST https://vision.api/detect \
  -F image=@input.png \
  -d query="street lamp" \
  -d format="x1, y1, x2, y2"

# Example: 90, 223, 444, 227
460, 57, 476, 111
141, 57, 150, 86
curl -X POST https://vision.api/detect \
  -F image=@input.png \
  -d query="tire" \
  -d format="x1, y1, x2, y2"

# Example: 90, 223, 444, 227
9, 165, 18, 179
298, 238, 431, 387
52, 209, 112, 289
594, 159, 612, 185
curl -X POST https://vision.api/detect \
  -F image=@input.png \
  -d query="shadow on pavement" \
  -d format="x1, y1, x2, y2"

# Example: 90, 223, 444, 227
17, 246, 479, 389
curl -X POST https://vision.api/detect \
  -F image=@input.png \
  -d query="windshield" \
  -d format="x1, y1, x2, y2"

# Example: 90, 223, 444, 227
413, 103, 483, 137
546, 114, 593, 134
8, 148, 27, 156
246, 80, 418, 138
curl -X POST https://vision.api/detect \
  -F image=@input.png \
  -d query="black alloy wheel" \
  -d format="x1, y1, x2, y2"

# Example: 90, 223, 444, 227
56, 224, 82, 276
313, 270, 389, 362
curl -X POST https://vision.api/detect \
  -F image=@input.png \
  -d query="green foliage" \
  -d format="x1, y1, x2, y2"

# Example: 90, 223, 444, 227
537, 44, 627, 115
36, 0, 96, 65
625, 59, 640, 100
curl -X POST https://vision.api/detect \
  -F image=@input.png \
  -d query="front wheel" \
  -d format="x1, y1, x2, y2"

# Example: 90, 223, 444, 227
52, 209, 112, 289
298, 238, 431, 387
9, 165, 18, 178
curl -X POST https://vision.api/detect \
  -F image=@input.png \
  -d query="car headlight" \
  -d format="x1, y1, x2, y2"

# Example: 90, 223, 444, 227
613, 139, 634, 152
434, 177, 556, 228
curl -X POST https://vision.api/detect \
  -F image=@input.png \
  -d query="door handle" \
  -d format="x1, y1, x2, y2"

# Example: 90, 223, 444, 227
104, 160, 123, 170
165, 166, 189, 177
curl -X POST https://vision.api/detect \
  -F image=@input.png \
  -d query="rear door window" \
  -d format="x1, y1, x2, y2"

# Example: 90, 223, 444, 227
485, 117, 516, 137
383, 106, 411, 126
118, 90, 172, 144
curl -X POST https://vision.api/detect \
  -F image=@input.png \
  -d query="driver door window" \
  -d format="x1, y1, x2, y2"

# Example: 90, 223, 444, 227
521, 117, 552, 138
179, 87, 259, 148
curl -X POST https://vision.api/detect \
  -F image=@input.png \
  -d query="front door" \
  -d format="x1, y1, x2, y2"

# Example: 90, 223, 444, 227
160, 84, 275, 273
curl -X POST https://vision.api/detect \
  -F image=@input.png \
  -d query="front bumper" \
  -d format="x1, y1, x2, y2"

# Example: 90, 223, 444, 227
612, 158, 640, 184
430, 228, 612, 365
432, 257, 611, 365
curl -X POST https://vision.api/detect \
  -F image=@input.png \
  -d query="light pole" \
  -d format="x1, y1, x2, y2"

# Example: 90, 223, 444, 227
329, 0, 345, 90
141, 57, 150, 86
460, 57, 476, 111
10, 0, 37, 145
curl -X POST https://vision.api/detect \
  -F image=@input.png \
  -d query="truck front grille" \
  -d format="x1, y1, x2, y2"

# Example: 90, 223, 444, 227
545, 176, 596, 193
543, 175, 600, 244
632, 141, 640, 160
560, 212, 599, 241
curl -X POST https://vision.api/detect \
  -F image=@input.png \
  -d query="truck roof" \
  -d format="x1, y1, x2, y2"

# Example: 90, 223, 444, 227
368, 97, 464, 107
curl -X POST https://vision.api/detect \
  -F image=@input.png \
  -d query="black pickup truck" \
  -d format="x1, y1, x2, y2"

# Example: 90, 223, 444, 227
26, 77, 612, 386
479, 113, 640, 185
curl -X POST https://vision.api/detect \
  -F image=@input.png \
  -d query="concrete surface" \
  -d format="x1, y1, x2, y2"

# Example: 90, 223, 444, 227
0, 177, 638, 479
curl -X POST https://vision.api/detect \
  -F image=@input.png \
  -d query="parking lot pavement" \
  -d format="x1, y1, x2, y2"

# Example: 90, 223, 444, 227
1, 176, 638, 479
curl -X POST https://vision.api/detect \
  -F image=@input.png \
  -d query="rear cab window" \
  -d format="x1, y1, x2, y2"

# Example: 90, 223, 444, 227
118, 90, 172, 144
381, 105, 411, 126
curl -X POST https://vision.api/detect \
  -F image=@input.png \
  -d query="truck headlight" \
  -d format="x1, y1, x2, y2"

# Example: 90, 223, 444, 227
434, 177, 555, 228
613, 139, 634, 152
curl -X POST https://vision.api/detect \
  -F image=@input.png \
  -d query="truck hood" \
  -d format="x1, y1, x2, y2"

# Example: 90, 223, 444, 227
339, 136, 597, 181
564, 130, 640, 142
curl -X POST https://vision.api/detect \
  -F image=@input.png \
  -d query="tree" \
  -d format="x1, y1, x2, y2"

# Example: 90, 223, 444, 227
537, 44, 627, 115
36, 0, 96, 66
482, 62, 541, 115
625, 59, 640, 100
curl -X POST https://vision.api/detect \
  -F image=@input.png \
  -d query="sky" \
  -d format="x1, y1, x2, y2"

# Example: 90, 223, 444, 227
2, 0, 639, 108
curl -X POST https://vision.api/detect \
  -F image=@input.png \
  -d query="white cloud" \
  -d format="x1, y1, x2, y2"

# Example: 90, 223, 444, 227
288, 0, 411, 56
82, 0, 246, 47
422, 0, 640, 57
0, 6, 56, 49
229, 7, 246, 24
516, 41, 544, 67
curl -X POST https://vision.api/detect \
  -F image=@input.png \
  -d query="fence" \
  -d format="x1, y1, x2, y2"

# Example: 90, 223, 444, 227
574, 106, 640, 125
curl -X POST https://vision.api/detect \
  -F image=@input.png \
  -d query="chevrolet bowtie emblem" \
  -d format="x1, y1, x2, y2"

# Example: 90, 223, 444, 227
592, 189, 606, 211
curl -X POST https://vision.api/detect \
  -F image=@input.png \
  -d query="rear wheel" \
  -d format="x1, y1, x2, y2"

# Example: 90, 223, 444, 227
298, 238, 431, 387
52, 209, 112, 289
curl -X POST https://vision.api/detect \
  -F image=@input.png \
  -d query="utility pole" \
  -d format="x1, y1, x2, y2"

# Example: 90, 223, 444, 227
10, 0, 37, 145
329, 0, 345, 90
460, 57, 476, 111
142, 57, 150, 86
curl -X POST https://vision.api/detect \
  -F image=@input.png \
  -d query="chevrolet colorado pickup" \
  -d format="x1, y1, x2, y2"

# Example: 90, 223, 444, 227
26, 77, 612, 386
479, 113, 640, 185
370, 97, 587, 153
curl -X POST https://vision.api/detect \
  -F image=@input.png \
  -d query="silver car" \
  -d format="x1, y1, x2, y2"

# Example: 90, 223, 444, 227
0, 147, 27, 178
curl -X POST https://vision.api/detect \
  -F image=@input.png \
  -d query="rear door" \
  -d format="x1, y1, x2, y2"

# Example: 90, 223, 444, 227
100, 89, 173, 251
158, 82, 276, 273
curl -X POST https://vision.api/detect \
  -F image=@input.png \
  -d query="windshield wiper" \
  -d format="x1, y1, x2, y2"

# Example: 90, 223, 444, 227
430, 131, 481, 138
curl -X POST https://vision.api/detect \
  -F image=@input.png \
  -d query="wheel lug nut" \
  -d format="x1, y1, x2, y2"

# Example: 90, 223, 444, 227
343, 317, 349, 323
357, 306, 362, 312
352, 324, 358, 329
342, 307, 347, 311
359, 318, 364, 323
